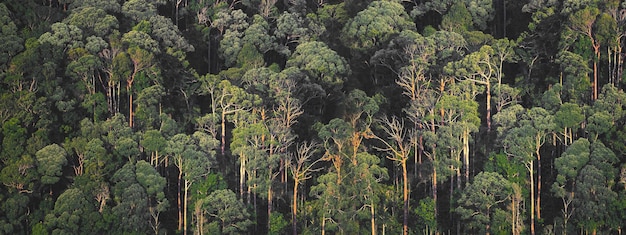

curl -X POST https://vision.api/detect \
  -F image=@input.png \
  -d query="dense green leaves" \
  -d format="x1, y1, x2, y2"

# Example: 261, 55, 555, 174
341, 0, 415, 52
2, 1, 626, 234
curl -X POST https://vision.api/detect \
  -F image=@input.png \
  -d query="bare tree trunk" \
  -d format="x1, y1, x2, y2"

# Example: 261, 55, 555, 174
530, 162, 535, 235
184, 180, 190, 235
221, 112, 226, 155
402, 160, 408, 235
486, 81, 492, 132
536, 138, 542, 221
292, 180, 298, 235
178, 170, 183, 231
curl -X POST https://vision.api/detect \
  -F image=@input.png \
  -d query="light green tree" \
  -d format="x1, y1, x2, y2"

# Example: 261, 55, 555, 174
36, 144, 68, 192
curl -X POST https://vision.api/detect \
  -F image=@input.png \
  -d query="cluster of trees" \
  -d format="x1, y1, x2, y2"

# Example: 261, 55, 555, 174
1, 0, 626, 234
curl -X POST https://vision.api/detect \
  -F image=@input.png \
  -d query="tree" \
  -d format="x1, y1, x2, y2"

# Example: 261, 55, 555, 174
38, 22, 83, 54
44, 188, 104, 234
456, 171, 512, 235
287, 142, 322, 235
0, 3, 23, 74
166, 133, 215, 234
110, 162, 151, 233
1, 118, 26, 162
502, 124, 536, 234
341, 0, 415, 53
571, 140, 618, 234
203, 189, 253, 234
445, 39, 517, 132
552, 138, 590, 234
135, 160, 169, 234
525, 107, 555, 222
286, 41, 350, 90
141, 129, 167, 166
35, 144, 68, 192
370, 116, 412, 235
568, 7, 601, 100
554, 102, 584, 145
149, 15, 194, 52
64, 7, 118, 37
216, 9, 249, 67
122, 0, 162, 23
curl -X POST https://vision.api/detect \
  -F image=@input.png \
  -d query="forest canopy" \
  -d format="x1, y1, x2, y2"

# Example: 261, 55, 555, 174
1, 0, 626, 234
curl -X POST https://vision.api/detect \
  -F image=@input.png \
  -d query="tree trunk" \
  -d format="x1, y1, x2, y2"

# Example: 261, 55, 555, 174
486, 81, 492, 132
593, 46, 600, 101
129, 92, 134, 128
530, 162, 535, 235
371, 198, 376, 235
184, 180, 190, 235
240, 153, 246, 201
178, 169, 183, 231
402, 160, 408, 235
268, 177, 272, 232
221, 112, 226, 156
292, 180, 299, 235
463, 128, 470, 185
536, 137, 542, 221
433, 161, 438, 219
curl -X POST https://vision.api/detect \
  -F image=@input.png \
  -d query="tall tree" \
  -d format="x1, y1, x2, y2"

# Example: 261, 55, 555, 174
568, 7, 601, 100
371, 116, 412, 235
287, 142, 322, 235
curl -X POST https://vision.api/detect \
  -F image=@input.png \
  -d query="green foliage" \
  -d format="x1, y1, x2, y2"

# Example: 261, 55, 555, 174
35, 144, 68, 186
1, 118, 26, 162
341, 0, 415, 52
64, 7, 118, 37
456, 171, 512, 234
0, 3, 23, 70
122, 0, 159, 22
440, 2, 473, 32
287, 41, 350, 89
203, 189, 253, 234
268, 212, 289, 235
44, 188, 104, 234
414, 197, 437, 231
3, 1, 626, 234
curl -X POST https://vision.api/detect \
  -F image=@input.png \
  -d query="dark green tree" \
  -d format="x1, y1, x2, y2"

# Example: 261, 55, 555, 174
456, 171, 512, 235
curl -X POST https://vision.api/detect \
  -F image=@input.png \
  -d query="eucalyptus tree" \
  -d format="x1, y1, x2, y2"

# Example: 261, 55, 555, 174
553, 137, 619, 233
198, 75, 261, 156
287, 142, 322, 235
35, 144, 68, 194
552, 138, 590, 234
312, 89, 383, 235
370, 116, 412, 235
286, 41, 350, 91
44, 188, 105, 234
165, 132, 215, 234
202, 189, 253, 234
215, 9, 249, 67
64, 7, 118, 38
445, 38, 517, 132
554, 102, 584, 146
341, 0, 415, 54
456, 171, 512, 235
501, 106, 555, 235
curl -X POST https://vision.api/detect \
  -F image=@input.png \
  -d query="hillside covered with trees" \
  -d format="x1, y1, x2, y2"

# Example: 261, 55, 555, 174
1, 0, 626, 234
